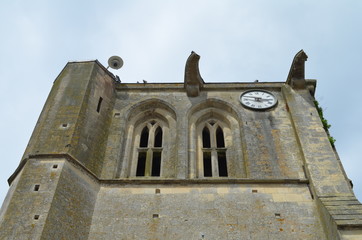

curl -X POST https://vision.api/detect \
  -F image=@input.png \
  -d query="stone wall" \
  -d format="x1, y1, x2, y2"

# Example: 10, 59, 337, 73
89, 183, 326, 239
2, 60, 362, 239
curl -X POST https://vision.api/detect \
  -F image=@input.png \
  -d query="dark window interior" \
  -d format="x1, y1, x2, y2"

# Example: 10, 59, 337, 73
217, 151, 228, 177
151, 152, 161, 176
140, 127, 149, 147
96, 97, 103, 113
202, 127, 211, 148
136, 152, 147, 176
203, 152, 212, 177
216, 127, 225, 148
154, 127, 163, 147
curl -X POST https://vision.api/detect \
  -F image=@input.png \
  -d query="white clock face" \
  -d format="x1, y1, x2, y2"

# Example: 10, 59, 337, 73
240, 90, 277, 110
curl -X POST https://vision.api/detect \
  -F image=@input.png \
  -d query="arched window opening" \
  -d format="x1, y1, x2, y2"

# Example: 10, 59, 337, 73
199, 122, 228, 178
154, 127, 163, 147
216, 127, 225, 148
202, 127, 211, 148
140, 127, 149, 147
203, 152, 212, 177
135, 121, 163, 177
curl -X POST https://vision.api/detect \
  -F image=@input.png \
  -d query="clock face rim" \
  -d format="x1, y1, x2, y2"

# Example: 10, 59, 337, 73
239, 89, 278, 110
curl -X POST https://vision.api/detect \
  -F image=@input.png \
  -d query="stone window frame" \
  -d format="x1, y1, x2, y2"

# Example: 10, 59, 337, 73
199, 120, 228, 177
135, 121, 164, 177
118, 99, 177, 179
188, 99, 246, 179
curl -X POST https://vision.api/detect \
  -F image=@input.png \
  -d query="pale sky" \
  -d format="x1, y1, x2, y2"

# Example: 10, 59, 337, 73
0, 0, 361, 205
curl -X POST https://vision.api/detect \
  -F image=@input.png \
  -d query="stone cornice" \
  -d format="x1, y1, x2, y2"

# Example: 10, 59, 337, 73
9, 153, 309, 186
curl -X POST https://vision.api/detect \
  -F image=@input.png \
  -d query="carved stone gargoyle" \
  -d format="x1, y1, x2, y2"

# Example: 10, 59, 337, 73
184, 51, 204, 97
286, 50, 308, 89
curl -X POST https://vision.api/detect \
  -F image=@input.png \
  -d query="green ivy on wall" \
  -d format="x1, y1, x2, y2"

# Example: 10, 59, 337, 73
314, 100, 336, 147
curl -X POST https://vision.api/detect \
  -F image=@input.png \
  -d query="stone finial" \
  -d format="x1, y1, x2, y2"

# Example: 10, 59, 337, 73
286, 50, 308, 89
184, 51, 204, 97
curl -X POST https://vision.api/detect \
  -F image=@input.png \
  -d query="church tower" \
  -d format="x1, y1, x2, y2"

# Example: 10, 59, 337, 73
0, 51, 361, 239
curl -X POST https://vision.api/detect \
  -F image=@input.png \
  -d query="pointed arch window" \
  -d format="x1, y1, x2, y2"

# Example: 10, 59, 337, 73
136, 121, 163, 177
139, 126, 149, 147
154, 126, 163, 147
201, 121, 228, 177
202, 127, 211, 148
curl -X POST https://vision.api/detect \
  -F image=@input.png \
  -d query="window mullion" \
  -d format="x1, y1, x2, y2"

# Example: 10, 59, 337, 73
144, 149, 152, 176
148, 126, 155, 148
211, 150, 219, 177
210, 125, 218, 177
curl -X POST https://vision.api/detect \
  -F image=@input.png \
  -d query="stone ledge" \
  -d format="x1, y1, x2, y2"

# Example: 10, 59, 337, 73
115, 82, 284, 91
10, 153, 309, 186
320, 196, 362, 230
99, 178, 309, 185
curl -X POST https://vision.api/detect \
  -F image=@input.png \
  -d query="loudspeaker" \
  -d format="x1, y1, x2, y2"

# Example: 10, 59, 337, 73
108, 56, 124, 70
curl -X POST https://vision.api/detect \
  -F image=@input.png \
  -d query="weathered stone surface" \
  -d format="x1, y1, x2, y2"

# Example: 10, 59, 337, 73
89, 184, 324, 240
1, 54, 362, 239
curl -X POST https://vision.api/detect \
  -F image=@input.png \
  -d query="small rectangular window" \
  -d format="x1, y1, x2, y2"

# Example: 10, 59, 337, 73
34, 185, 40, 191
136, 152, 147, 176
151, 152, 161, 177
96, 97, 103, 113
203, 152, 212, 177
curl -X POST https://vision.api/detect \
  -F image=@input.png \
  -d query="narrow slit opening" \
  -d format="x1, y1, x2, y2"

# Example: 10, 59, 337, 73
96, 97, 103, 113
34, 185, 40, 191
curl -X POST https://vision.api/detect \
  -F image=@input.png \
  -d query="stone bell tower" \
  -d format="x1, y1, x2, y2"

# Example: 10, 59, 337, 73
0, 51, 361, 240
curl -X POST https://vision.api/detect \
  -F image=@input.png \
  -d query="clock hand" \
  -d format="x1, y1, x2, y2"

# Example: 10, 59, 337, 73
243, 97, 272, 102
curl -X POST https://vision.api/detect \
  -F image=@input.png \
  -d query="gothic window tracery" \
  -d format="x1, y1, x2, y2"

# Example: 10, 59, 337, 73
201, 121, 228, 177
116, 99, 176, 179
136, 122, 163, 177
188, 99, 245, 179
